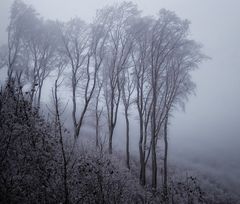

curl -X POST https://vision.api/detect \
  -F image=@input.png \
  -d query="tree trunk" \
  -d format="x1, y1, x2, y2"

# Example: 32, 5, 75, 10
151, 135, 157, 191
163, 115, 169, 202
139, 118, 146, 185
124, 108, 130, 169
37, 84, 42, 108
139, 158, 146, 185
109, 126, 113, 154
96, 113, 99, 147
151, 79, 157, 191
54, 80, 69, 204
72, 81, 77, 136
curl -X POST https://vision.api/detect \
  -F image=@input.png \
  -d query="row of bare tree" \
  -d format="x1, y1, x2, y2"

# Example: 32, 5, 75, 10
0, 0, 205, 195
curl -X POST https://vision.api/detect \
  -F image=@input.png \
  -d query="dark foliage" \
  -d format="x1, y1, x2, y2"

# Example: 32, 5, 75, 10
0, 79, 63, 203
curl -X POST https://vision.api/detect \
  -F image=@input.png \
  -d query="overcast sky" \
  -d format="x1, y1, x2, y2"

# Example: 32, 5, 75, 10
0, 0, 240, 164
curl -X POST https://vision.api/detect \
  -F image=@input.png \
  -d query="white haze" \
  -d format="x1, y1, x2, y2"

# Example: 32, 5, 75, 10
1, 0, 240, 192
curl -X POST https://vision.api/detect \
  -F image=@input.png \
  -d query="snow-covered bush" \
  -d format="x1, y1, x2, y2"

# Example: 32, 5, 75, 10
0, 79, 63, 203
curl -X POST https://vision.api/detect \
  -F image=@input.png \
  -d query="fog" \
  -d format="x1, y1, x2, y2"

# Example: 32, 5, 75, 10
1, 0, 240, 201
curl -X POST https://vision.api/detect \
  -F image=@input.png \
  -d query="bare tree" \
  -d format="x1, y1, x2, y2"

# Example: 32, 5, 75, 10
35, 21, 59, 107
90, 16, 110, 147
53, 69, 69, 204
4, 1, 58, 107
161, 38, 205, 199
148, 10, 193, 190
26, 20, 58, 107
60, 16, 107, 139
60, 18, 89, 139
131, 16, 153, 185
131, 9, 204, 190
6, 0, 36, 84
121, 65, 135, 169
48, 56, 70, 204
100, 2, 139, 154
94, 75, 104, 148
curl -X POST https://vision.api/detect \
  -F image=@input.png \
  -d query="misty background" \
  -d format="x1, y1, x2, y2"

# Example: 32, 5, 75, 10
1, 0, 240, 191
